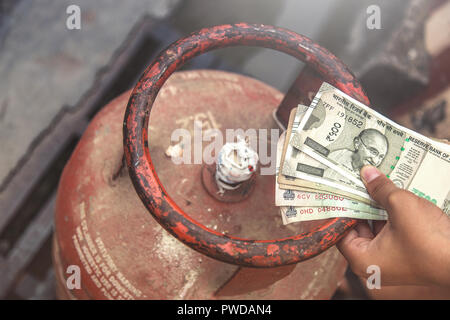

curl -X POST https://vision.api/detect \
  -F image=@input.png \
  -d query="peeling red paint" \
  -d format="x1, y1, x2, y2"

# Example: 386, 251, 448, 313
217, 242, 249, 256
267, 244, 279, 256
170, 222, 197, 244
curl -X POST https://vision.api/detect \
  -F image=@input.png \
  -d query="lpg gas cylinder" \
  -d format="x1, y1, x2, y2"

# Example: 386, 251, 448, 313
53, 24, 369, 300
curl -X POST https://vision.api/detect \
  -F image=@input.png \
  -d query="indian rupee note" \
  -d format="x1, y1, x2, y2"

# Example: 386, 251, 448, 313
280, 105, 379, 206
290, 82, 450, 214
276, 129, 386, 216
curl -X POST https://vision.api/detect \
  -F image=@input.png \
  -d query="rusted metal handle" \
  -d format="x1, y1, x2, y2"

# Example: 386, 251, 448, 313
123, 23, 370, 267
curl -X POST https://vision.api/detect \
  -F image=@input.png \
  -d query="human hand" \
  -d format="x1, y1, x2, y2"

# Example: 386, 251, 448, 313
337, 165, 450, 287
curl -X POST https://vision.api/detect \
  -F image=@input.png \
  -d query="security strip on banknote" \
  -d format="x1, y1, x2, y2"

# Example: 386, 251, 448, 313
277, 134, 387, 223
289, 82, 450, 215
276, 108, 387, 224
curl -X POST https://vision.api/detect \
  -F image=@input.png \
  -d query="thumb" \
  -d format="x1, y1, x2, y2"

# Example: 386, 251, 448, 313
360, 165, 406, 221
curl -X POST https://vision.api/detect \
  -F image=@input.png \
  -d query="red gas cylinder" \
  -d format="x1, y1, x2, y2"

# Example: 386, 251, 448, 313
53, 24, 369, 300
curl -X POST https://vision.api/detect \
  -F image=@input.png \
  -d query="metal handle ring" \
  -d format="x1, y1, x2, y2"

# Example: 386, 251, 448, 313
124, 23, 370, 267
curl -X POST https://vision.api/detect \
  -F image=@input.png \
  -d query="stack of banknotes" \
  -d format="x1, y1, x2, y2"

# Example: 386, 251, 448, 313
276, 82, 450, 224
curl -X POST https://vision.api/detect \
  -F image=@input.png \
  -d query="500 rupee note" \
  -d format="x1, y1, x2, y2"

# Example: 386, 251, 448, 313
290, 82, 450, 214
280, 105, 380, 206
276, 129, 386, 216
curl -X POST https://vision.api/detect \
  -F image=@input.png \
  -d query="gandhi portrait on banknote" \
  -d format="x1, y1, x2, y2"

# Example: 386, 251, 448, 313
325, 128, 389, 174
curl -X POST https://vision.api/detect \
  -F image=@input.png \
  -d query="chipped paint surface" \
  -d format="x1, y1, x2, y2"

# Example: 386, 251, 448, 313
123, 23, 367, 267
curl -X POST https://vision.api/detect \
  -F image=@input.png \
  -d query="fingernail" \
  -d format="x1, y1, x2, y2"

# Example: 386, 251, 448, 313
360, 166, 381, 184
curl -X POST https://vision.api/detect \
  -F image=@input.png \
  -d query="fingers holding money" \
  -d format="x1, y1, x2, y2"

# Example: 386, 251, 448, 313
360, 165, 425, 227
289, 83, 450, 213
336, 221, 374, 277
275, 84, 450, 288
360, 166, 399, 211
276, 107, 387, 224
